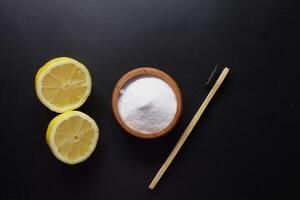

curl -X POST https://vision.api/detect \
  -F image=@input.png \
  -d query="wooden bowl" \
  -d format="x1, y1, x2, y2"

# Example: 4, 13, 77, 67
112, 67, 182, 139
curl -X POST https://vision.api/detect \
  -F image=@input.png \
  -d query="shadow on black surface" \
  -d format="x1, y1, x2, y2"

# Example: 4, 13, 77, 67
58, 143, 105, 188
117, 124, 180, 164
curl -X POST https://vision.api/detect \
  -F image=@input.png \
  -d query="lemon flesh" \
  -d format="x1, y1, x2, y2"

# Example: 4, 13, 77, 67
46, 111, 99, 164
35, 57, 92, 113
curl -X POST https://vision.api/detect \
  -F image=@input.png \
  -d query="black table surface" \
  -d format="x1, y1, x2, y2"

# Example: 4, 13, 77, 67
0, 0, 298, 199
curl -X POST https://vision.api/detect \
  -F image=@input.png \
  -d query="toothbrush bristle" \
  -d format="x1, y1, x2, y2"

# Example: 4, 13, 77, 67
206, 65, 224, 88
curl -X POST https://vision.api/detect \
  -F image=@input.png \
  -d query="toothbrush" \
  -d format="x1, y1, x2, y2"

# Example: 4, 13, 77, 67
149, 65, 229, 190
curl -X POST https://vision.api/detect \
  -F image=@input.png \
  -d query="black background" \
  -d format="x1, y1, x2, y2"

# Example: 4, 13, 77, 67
0, 0, 299, 199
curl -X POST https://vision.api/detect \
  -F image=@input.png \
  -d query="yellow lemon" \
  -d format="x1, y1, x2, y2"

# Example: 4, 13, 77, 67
35, 57, 92, 113
46, 111, 99, 164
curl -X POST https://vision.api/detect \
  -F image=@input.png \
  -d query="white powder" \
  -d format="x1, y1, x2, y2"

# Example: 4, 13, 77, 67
118, 75, 177, 134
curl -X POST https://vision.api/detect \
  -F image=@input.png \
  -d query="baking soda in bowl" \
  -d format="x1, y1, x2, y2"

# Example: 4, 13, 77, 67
118, 75, 177, 134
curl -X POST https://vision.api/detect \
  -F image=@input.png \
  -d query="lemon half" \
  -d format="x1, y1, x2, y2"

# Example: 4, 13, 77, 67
46, 111, 99, 164
35, 57, 92, 113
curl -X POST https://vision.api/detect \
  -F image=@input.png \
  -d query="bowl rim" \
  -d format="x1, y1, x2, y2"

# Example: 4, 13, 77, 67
111, 67, 183, 139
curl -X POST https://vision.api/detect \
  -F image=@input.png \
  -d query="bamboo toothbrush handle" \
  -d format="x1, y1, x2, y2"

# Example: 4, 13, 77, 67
149, 67, 229, 190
